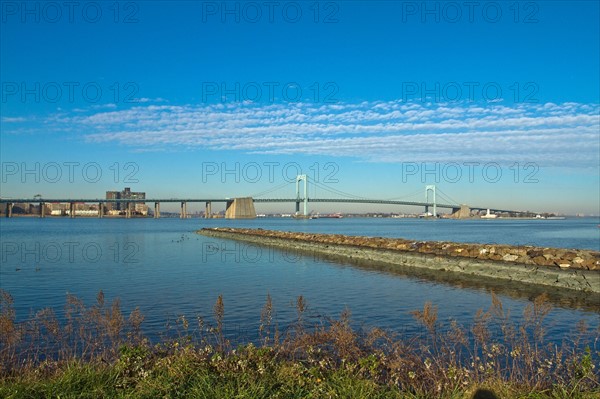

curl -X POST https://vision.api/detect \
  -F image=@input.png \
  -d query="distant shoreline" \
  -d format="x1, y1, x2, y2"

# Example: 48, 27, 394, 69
197, 228, 600, 296
2, 213, 596, 219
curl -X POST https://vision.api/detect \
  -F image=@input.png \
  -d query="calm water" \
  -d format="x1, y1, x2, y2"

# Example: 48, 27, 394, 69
0, 217, 598, 343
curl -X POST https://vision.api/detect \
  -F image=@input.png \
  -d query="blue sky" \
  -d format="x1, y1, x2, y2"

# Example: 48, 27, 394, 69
1, 1, 599, 214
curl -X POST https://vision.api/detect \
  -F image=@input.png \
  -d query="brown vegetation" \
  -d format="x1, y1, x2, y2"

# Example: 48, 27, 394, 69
0, 289, 598, 398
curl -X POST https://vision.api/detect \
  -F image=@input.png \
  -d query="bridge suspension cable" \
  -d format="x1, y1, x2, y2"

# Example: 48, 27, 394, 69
383, 188, 423, 201
435, 188, 460, 206
249, 181, 291, 198
310, 180, 368, 200
250, 176, 460, 209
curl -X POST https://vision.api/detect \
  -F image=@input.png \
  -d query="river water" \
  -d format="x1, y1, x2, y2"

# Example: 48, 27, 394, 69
1, 217, 598, 343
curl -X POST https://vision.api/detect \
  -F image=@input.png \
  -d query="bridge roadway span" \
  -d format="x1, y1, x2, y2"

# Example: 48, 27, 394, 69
0, 197, 522, 216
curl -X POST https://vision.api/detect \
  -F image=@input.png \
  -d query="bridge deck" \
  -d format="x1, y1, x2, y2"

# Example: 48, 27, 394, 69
0, 197, 524, 214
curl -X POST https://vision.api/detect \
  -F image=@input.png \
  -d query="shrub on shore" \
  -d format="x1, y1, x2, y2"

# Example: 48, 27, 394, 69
0, 289, 598, 398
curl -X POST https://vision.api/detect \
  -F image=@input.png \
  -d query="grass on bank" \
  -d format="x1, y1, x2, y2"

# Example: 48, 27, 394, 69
0, 290, 598, 398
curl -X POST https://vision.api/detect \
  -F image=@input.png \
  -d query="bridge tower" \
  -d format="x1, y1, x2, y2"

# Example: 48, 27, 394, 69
295, 174, 308, 216
425, 185, 437, 217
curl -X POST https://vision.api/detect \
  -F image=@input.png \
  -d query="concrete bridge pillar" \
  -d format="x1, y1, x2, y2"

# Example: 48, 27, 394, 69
125, 203, 131, 219
154, 202, 160, 218
225, 197, 256, 219
180, 202, 187, 219
205, 201, 212, 218
69, 203, 75, 218
5, 203, 13, 218
98, 203, 103, 218
451, 204, 471, 219
40, 202, 45, 218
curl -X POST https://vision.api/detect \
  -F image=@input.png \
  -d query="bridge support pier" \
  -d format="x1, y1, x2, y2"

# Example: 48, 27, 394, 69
5, 203, 13, 218
40, 202, 45, 218
451, 204, 471, 219
69, 202, 75, 218
205, 201, 212, 218
154, 202, 160, 218
180, 202, 187, 219
125, 203, 131, 219
225, 197, 256, 219
98, 203, 103, 218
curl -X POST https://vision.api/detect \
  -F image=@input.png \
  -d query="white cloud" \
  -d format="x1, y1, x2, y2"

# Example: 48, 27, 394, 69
131, 97, 168, 103
8, 100, 600, 167
1, 117, 27, 123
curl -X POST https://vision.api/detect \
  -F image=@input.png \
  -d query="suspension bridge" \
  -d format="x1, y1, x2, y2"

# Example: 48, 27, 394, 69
0, 175, 530, 219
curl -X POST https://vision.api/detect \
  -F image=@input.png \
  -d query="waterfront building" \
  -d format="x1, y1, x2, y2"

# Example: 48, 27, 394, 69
105, 187, 147, 215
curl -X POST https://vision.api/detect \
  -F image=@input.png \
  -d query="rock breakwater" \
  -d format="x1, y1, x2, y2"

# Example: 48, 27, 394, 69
197, 228, 600, 294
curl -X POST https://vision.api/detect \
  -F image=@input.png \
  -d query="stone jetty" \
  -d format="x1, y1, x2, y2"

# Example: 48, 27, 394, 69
197, 227, 600, 294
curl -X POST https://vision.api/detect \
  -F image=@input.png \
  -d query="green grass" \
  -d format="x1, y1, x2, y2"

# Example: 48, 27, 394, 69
2, 348, 598, 399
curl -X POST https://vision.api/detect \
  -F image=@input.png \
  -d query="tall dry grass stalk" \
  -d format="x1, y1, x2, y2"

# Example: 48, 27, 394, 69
0, 289, 143, 376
